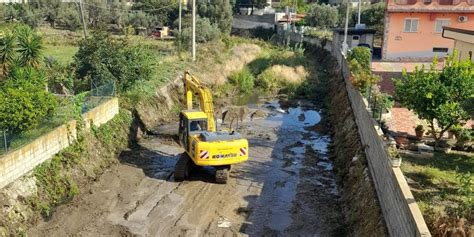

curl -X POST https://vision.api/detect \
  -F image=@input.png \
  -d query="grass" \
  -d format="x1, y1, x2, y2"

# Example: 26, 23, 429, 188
44, 45, 78, 64
400, 150, 473, 232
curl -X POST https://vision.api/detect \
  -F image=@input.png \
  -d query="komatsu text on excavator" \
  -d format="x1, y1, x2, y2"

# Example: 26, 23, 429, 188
174, 71, 249, 184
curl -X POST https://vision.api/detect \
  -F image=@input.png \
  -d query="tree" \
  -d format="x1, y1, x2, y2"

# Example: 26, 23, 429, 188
305, 4, 338, 30
56, 4, 82, 31
174, 15, 220, 49
0, 66, 58, 134
16, 25, 44, 68
0, 25, 44, 75
198, 0, 233, 34
395, 54, 474, 145
74, 32, 155, 92
132, 0, 179, 27
235, 0, 267, 14
350, 3, 384, 36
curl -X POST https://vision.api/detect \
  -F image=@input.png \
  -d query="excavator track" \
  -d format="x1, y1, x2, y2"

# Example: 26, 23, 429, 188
174, 153, 191, 181
215, 166, 230, 184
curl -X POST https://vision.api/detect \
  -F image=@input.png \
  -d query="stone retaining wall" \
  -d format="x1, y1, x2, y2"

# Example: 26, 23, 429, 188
288, 32, 431, 236
0, 97, 119, 190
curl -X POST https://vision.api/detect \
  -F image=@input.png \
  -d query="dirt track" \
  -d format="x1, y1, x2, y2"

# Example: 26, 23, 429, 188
29, 101, 344, 236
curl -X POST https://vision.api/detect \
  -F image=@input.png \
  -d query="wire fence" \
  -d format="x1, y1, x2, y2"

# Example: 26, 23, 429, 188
0, 81, 115, 156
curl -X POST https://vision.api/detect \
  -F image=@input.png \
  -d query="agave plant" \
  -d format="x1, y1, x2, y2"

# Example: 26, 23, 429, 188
0, 31, 16, 76
15, 26, 44, 69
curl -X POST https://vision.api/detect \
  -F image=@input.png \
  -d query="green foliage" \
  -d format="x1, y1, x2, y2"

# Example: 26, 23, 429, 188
305, 4, 338, 30
132, 0, 179, 26
198, 0, 233, 34
74, 32, 155, 92
395, 54, 474, 143
229, 67, 255, 93
174, 16, 220, 50
0, 30, 16, 74
56, 4, 82, 31
0, 66, 58, 133
351, 3, 384, 35
15, 25, 44, 68
348, 46, 371, 72
0, 25, 44, 74
349, 59, 380, 91
236, 0, 268, 11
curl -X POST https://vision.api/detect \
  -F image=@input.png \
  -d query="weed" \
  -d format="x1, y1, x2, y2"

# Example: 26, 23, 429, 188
228, 67, 255, 94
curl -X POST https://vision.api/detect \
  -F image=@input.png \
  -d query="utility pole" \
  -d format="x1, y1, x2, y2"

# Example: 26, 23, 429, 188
178, 0, 182, 55
357, 0, 361, 25
192, 0, 196, 62
342, 0, 350, 55
79, 0, 88, 38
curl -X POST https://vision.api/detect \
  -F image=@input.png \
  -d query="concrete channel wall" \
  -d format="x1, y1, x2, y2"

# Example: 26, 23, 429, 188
289, 32, 431, 236
0, 97, 119, 190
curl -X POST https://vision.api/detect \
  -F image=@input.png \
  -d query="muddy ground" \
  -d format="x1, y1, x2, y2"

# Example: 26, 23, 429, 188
29, 100, 344, 237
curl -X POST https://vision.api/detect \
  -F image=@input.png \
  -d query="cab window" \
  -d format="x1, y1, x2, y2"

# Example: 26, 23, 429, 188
189, 120, 207, 132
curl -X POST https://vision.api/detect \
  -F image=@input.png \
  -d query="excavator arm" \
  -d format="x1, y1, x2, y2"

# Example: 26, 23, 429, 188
182, 71, 216, 132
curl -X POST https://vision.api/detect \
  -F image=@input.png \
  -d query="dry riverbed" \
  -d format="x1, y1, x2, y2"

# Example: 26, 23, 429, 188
29, 100, 344, 236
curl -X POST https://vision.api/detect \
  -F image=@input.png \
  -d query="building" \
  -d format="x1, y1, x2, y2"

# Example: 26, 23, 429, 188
442, 26, 474, 62
333, 27, 376, 51
382, 0, 474, 61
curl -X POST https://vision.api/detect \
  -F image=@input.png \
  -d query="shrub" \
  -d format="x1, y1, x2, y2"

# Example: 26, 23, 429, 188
348, 46, 371, 72
256, 69, 278, 91
228, 67, 255, 94
349, 59, 380, 91
0, 66, 58, 134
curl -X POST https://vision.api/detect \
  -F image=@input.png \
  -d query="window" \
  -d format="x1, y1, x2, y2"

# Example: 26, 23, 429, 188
433, 47, 449, 53
189, 120, 207, 132
435, 19, 450, 33
404, 19, 419, 32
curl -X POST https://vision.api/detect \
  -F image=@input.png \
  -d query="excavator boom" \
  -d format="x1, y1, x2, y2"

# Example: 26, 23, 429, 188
183, 71, 216, 132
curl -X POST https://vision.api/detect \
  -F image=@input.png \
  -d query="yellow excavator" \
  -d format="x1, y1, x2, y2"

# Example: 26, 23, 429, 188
175, 71, 249, 184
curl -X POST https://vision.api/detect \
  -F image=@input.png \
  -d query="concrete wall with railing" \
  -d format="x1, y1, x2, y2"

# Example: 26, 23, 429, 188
0, 97, 119, 189
288, 32, 431, 236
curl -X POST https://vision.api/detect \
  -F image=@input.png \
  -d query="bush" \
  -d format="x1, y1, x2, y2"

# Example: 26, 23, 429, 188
349, 59, 380, 91
228, 67, 255, 94
256, 69, 278, 91
0, 66, 58, 134
74, 32, 154, 92
348, 46, 371, 72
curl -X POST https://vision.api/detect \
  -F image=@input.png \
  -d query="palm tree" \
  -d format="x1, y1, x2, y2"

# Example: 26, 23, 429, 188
16, 26, 44, 69
0, 32, 16, 76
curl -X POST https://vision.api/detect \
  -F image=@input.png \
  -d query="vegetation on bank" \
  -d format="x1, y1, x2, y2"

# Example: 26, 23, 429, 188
400, 151, 473, 235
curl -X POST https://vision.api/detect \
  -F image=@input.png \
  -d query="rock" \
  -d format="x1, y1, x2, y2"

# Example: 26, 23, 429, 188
416, 143, 434, 153
250, 109, 267, 120
217, 217, 232, 228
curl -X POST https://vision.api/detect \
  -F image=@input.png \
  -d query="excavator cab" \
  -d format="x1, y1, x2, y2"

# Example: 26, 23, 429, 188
178, 111, 208, 152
